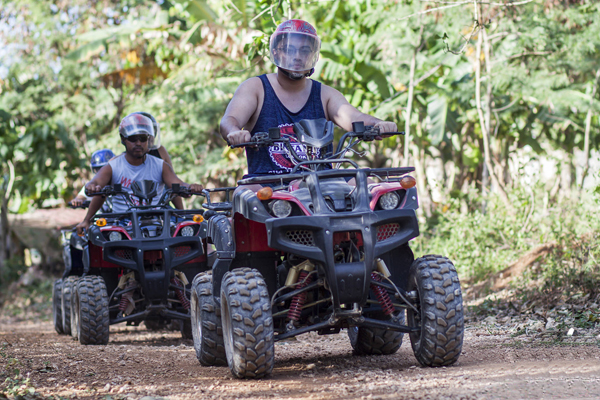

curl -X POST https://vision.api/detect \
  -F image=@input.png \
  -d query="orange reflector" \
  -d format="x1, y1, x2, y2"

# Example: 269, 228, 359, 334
400, 176, 416, 189
95, 218, 107, 227
257, 187, 273, 200
193, 214, 204, 223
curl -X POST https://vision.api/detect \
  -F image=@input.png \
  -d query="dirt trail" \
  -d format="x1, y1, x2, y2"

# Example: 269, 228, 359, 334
1, 320, 599, 400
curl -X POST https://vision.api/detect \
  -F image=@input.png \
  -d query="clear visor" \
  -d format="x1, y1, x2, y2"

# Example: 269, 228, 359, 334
149, 123, 160, 150
120, 114, 154, 138
270, 32, 321, 72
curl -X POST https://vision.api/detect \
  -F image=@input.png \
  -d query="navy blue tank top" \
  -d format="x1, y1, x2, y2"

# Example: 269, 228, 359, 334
246, 74, 327, 177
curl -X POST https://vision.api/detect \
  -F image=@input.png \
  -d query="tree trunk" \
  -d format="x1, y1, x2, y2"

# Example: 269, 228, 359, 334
580, 68, 600, 190
476, 29, 512, 213
0, 160, 15, 279
403, 21, 424, 167
413, 123, 432, 217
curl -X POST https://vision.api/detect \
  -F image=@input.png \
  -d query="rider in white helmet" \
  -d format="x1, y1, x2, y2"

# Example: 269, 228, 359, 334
76, 113, 203, 235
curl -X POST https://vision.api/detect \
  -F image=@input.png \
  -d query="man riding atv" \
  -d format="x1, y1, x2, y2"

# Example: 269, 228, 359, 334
221, 19, 397, 177
190, 19, 463, 379
76, 113, 203, 235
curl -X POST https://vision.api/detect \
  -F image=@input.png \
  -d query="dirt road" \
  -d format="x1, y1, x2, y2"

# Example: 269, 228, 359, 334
1, 319, 599, 400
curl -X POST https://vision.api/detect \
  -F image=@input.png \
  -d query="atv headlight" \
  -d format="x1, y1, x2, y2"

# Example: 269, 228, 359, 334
379, 192, 400, 210
181, 225, 195, 237
108, 231, 122, 242
271, 200, 292, 218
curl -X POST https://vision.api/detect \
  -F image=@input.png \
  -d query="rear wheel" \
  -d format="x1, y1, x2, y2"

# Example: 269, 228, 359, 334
61, 276, 78, 335
75, 276, 110, 345
407, 255, 464, 367
191, 271, 226, 366
70, 287, 80, 339
221, 268, 274, 379
348, 311, 405, 355
52, 279, 64, 334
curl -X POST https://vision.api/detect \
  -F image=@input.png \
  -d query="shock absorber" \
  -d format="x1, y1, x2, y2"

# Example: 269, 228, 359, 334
287, 270, 313, 326
119, 281, 136, 315
371, 273, 395, 316
171, 278, 190, 310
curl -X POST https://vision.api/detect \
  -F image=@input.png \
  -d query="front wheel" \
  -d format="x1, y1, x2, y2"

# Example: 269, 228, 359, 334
221, 268, 274, 379
61, 276, 78, 335
52, 279, 64, 334
191, 271, 226, 366
407, 255, 464, 367
75, 276, 110, 345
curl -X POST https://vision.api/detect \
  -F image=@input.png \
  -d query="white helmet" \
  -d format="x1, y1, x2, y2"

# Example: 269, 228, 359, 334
118, 113, 155, 146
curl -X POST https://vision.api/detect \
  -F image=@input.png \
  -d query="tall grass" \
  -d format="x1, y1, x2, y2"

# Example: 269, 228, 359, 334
413, 185, 600, 300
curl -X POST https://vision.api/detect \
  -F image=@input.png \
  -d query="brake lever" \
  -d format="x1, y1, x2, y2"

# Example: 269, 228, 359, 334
230, 131, 274, 149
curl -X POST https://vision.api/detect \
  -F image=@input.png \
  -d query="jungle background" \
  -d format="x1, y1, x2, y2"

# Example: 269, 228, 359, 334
1, 0, 600, 329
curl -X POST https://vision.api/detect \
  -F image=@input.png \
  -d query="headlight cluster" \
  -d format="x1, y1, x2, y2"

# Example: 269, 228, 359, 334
180, 225, 195, 237
108, 231, 122, 241
378, 192, 400, 210
270, 200, 292, 218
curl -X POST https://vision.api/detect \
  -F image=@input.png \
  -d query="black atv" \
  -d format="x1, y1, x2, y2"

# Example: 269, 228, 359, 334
190, 119, 464, 378
52, 182, 208, 344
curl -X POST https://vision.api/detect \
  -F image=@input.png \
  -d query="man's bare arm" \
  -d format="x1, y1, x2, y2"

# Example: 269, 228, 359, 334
324, 86, 397, 133
220, 77, 261, 145
156, 146, 183, 209
161, 163, 203, 209
76, 165, 113, 235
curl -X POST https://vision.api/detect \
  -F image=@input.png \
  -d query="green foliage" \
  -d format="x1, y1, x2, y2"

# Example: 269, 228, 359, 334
0, 278, 53, 319
417, 186, 600, 299
2, 0, 600, 298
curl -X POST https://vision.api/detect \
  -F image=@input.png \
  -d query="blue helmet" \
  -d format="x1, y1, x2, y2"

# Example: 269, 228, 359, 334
91, 149, 115, 173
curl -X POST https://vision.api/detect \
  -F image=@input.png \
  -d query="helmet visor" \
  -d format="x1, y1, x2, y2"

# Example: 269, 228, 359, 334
120, 114, 154, 137
270, 32, 321, 72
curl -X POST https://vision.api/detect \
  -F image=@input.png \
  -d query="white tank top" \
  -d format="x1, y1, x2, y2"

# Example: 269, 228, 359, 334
109, 153, 165, 213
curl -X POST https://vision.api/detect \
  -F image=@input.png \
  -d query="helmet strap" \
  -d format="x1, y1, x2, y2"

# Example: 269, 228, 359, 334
279, 67, 314, 81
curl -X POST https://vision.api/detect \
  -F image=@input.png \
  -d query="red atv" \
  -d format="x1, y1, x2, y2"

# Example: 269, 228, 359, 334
191, 119, 464, 378
52, 182, 208, 344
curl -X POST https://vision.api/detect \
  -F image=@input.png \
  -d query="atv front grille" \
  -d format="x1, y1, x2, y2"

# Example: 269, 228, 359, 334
376, 223, 400, 242
173, 245, 191, 258
115, 249, 133, 260
285, 230, 316, 247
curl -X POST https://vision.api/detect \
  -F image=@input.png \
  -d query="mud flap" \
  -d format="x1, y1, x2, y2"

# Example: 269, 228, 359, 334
207, 215, 235, 303
334, 262, 370, 305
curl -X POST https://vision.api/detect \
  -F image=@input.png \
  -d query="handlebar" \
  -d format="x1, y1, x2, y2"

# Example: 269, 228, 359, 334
169, 183, 205, 198
68, 200, 91, 209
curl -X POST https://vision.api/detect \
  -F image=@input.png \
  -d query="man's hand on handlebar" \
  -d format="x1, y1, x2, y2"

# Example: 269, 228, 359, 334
227, 129, 251, 146
85, 182, 104, 196
76, 219, 91, 237
189, 183, 204, 194
374, 121, 398, 139
374, 121, 398, 134
71, 197, 85, 207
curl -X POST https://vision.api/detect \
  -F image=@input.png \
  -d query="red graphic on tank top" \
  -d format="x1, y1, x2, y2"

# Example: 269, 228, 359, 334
119, 177, 133, 188
268, 124, 309, 173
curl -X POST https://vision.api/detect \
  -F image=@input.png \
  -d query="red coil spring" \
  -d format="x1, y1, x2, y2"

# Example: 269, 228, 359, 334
119, 294, 130, 312
119, 282, 135, 312
287, 271, 313, 322
371, 273, 395, 316
172, 278, 191, 310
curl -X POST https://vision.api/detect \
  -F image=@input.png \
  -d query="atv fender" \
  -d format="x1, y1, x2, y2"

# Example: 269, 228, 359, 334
232, 188, 272, 223
208, 215, 235, 302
